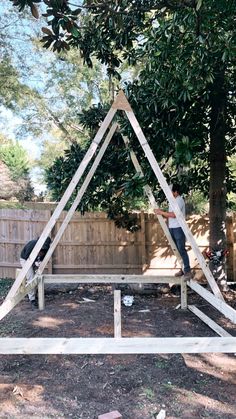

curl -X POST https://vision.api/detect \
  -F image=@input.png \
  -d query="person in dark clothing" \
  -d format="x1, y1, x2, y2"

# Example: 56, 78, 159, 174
20, 237, 51, 308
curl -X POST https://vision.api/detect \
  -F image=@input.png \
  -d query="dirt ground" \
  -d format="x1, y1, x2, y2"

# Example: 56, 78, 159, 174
0, 280, 236, 419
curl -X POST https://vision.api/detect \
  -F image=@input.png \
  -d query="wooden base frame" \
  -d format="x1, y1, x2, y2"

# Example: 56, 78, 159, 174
0, 274, 236, 354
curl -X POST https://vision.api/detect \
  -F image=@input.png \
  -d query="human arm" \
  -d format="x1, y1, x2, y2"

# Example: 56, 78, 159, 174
154, 208, 176, 218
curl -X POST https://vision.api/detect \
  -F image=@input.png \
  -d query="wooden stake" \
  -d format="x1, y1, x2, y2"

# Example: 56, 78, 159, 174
114, 290, 121, 338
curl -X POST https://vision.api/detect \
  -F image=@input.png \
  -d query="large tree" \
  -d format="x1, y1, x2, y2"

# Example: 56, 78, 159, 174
0, 136, 34, 200
11, 0, 236, 284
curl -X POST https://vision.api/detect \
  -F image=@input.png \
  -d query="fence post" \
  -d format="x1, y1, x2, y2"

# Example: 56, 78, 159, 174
233, 213, 236, 281
140, 211, 147, 272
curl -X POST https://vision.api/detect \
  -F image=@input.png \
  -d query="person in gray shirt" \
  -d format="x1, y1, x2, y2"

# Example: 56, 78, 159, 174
155, 184, 191, 279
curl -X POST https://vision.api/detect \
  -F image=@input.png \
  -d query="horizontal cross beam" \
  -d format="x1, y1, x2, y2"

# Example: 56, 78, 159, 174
0, 337, 236, 354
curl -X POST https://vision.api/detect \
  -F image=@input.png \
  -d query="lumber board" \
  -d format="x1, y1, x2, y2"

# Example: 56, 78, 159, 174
122, 134, 183, 268
188, 279, 236, 324
114, 290, 121, 338
125, 109, 224, 301
0, 337, 236, 354
188, 305, 232, 337
42, 274, 182, 284
181, 278, 187, 309
36, 123, 118, 277
6, 106, 117, 300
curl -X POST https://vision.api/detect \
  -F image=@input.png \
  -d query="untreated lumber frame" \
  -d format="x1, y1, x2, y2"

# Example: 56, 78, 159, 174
38, 274, 182, 311
0, 337, 236, 354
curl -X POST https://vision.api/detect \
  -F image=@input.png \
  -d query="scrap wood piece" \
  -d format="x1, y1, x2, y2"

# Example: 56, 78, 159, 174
155, 409, 166, 419
98, 410, 122, 419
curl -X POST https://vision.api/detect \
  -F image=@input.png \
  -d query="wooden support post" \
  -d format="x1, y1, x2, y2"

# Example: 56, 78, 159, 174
114, 290, 121, 338
181, 278, 187, 309
38, 276, 45, 311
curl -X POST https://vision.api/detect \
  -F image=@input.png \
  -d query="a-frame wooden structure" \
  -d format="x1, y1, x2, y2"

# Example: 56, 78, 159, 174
1, 91, 236, 355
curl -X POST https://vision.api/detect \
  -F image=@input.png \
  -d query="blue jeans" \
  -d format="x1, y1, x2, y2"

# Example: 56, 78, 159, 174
169, 227, 190, 274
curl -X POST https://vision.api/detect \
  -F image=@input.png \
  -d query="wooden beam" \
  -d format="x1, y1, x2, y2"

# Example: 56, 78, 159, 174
5, 106, 117, 300
42, 274, 182, 284
38, 276, 45, 311
0, 337, 236, 354
188, 279, 236, 324
181, 278, 187, 309
36, 123, 118, 277
114, 290, 121, 338
125, 108, 224, 301
188, 305, 232, 337
122, 134, 183, 268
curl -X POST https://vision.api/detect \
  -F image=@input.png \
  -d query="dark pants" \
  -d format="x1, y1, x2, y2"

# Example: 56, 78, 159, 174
169, 227, 190, 274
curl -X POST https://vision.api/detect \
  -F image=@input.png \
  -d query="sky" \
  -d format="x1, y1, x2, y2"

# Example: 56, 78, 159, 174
0, 1, 59, 194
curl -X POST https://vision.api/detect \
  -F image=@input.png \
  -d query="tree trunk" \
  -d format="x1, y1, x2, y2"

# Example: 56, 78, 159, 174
209, 68, 228, 290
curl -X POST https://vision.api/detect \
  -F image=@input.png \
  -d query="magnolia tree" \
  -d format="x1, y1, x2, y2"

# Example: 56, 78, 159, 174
10, 0, 236, 285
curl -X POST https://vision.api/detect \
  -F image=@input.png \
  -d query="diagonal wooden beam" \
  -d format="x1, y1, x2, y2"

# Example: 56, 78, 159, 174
188, 305, 232, 337
121, 134, 183, 268
188, 279, 236, 324
4, 106, 117, 301
36, 123, 118, 277
124, 107, 224, 301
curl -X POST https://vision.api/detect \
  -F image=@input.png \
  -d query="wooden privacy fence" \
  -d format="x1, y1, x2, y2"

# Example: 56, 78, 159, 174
0, 208, 235, 280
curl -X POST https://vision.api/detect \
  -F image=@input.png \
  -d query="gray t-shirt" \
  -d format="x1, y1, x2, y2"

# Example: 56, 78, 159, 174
168, 195, 185, 228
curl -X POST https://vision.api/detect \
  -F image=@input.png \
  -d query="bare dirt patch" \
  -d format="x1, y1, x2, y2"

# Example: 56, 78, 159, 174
0, 282, 236, 419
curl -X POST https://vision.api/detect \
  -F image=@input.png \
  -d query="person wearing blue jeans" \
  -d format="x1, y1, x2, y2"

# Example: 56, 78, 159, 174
155, 183, 191, 279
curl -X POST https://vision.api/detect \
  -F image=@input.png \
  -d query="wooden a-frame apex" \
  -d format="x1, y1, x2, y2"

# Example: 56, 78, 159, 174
112, 90, 132, 112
